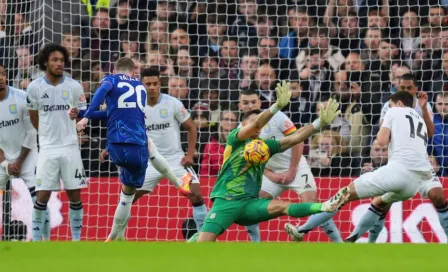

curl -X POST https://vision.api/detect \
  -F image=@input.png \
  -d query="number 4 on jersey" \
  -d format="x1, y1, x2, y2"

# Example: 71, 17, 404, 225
405, 115, 427, 146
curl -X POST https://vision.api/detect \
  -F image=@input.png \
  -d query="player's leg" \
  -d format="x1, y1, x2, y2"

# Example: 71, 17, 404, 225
107, 144, 148, 241
178, 166, 207, 232
32, 150, 59, 241
243, 175, 284, 242
344, 196, 392, 242
61, 146, 87, 242
421, 176, 448, 237
367, 203, 390, 243
289, 170, 342, 242
194, 199, 242, 242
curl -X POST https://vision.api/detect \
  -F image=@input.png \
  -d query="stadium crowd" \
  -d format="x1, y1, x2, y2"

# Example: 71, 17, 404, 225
2, 0, 448, 177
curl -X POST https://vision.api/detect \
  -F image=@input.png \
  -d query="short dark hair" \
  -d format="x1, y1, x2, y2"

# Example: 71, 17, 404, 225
37, 43, 70, 71
389, 91, 414, 108
115, 57, 135, 72
96, 7, 109, 15
240, 89, 259, 97
140, 67, 161, 79
259, 36, 278, 45
242, 109, 262, 121
63, 27, 81, 36
399, 73, 417, 86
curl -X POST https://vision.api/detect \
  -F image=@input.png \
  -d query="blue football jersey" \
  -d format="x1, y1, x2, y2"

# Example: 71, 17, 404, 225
84, 74, 147, 146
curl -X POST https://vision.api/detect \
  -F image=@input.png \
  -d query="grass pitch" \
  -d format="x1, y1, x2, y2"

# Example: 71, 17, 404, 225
0, 242, 443, 272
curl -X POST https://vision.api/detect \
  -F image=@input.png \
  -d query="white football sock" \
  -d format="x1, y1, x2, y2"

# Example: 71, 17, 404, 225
108, 191, 134, 240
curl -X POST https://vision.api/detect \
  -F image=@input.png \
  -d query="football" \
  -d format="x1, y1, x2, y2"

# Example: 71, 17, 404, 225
243, 139, 270, 165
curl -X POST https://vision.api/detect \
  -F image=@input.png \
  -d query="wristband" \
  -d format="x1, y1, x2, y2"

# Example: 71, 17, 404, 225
269, 103, 281, 114
312, 118, 322, 130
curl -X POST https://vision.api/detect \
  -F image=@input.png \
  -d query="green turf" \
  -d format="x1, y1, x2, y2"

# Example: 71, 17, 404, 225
0, 242, 444, 272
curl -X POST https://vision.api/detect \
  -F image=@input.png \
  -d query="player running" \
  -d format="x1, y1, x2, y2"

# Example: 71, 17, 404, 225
237, 89, 341, 242
303, 91, 443, 242
27, 44, 87, 241
0, 63, 51, 240
190, 81, 342, 242
362, 74, 448, 243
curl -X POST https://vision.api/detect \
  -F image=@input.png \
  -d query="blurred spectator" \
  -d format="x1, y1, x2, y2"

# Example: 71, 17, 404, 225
258, 36, 292, 79
199, 84, 221, 123
308, 130, 357, 177
119, 32, 140, 59
145, 19, 169, 55
429, 92, 448, 176
296, 26, 345, 72
388, 63, 411, 95
283, 74, 313, 126
361, 27, 382, 64
400, 10, 419, 61
85, 8, 120, 70
185, 1, 207, 45
12, 45, 39, 89
199, 14, 227, 57
0, 0, 5, 38
168, 76, 197, 109
252, 63, 277, 108
343, 52, 365, 71
229, 0, 258, 48
279, 7, 315, 59
110, 0, 138, 33
174, 45, 197, 79
360, 138, 388, 174
170, 27, 197, 56
62, 27, 86, 75
238, 50, 258, 89
298, 48, 333, 102
199, 55, 221, 80
428, 5, 447, 28
200, 110, 239, 176
317, 97, 351, 145
219, 37, 240, 80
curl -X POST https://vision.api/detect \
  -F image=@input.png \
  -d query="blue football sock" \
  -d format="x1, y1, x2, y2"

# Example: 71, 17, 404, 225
297, 211, 337, 233
31, 193, 51, 241
368, 216, 385, 243
192, 201, 207, 232
345, 204, 382, 243
245, 224, 261, 242
69, 201, 83, 241
436, 204, 448, 239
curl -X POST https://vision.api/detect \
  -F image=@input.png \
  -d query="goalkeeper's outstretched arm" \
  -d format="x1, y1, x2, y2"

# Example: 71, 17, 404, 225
279, 98, 341, 151
237, 81, 291, 141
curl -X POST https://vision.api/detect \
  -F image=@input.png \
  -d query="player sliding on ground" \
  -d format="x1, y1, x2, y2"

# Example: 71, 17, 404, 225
294, 91, 440, 242
189, 81, 342, 242
76, 58, 194, 241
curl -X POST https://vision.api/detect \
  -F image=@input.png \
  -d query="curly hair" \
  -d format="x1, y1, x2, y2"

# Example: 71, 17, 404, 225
310, 130, 347, 156
37, 43, 70, 71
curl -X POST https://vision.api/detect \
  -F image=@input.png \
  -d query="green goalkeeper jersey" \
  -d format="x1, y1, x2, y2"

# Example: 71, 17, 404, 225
210, 128, 282, 200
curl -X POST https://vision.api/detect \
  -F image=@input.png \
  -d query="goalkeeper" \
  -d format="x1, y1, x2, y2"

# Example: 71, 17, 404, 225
191, 81, 342, 242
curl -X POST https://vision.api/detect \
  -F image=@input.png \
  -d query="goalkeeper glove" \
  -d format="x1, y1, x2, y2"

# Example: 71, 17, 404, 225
313, 98, 341, 130
270, 80, 292, 114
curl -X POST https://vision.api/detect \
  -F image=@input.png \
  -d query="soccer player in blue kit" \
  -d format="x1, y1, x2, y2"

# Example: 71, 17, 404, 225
77, 57, 157, 241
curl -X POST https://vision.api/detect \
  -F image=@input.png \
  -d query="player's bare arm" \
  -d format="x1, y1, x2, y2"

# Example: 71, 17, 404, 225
238, 81, 291, 141
282, 141, 301, 184
418, 92, 434, 137
279, 99, 341, 151
181, 118, 197, 167
28, 110, 39, 130
376, 127, 391, 147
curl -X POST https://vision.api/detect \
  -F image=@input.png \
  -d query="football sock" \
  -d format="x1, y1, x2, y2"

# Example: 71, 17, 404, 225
32, 201, 46, 241
245, 224, 261, 242
148, 142, 181, 188
192, 200, 207, 232
320, 218, 343, 242
435, 202, 448, 238
30, 190, 51, 241
117, 216, 130, 240
287, 203, 322, 217
297, 211, 337, 233
108, 191, 134, 240
69, 201, 83, 241
345, 204, 382, 243
368, 214, 386, 243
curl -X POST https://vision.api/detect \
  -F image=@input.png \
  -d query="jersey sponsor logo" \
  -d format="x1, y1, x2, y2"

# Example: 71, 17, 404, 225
62, 90, 70, 100
146, 123, 170, 131
41, 93, 49, 99
0, 118, 19, 128
160, 108, 168, 118
43, 104, 70, 112
8, 104, 17, 114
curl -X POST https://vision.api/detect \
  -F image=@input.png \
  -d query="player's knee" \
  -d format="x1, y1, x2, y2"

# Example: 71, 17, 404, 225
428, 188, 447, 209
65, 189, 82, 203
371, 197, 390, 210
36, 191, 51, 204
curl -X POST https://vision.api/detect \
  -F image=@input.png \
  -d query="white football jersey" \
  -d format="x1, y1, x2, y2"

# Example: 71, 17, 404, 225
144, 94, 190, 157
26, 76, 87, 149
381, 107, 431, 171
380, 98, 433, 121
0, 87, 37, 160
260, 111, 309, 171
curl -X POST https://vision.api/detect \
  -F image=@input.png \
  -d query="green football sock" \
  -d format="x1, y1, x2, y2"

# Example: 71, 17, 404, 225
287, 203, 322, 218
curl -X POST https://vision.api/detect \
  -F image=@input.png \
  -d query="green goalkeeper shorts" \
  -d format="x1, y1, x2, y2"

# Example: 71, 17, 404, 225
201, 198, 274, 235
